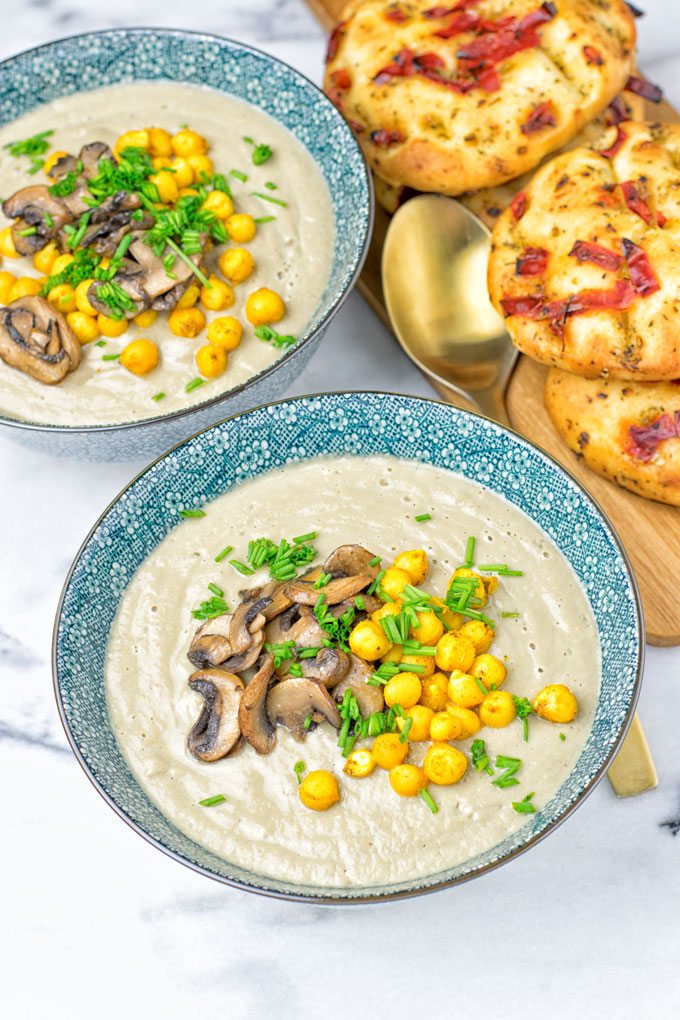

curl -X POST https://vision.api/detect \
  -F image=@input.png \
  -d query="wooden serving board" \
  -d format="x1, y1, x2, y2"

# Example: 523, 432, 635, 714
307, 0, 680, 646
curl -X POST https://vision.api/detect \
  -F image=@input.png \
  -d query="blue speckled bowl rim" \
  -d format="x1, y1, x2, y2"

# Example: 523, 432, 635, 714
52, 390, 645, 905
0, 27, 374, 435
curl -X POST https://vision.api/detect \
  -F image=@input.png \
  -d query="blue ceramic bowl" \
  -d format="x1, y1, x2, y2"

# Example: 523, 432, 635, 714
53, 392, 643, 903
0, 29, 372, 461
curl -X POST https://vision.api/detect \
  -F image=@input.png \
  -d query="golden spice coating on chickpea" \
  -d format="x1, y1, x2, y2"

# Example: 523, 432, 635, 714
207, 316, 243, 351
348, 619, 391, 661
429, 711, 462, 742
372, 600, 402, 625
389, 763, 427, 797
97, 314, 128, 338
532, 684, 579, 723
429, 596, 464, 632
147, 127, 173, 158
245, 287, 286, 326
423, 743, 468, 786
435, 632, 476, 674
448, 669, 486, 709
419, 671, 449, 712
134, 309, 158, 329
33, 240, 58, 276
114, 129, 150, 155
150, 170, 178, 204
67, 310, 100, 344
479, 690, 516, 728
187, 153, 214, 182
74, 279, 97, 316
458, 620, 494, 654
171, 129, 208, 158
393, 549, 428, 585
201, 275, 235, 312
384, 671, 422, 710
379, 566, 412, 602
9, 277, 43, 302
471, 653, 507, 690
176, 284, 200, 310
48, 284, 77, 315
410, 608, 444, 646
42, 149, 68, 174
400, 653, 435, 677
168, 306, 206, 338
0, 226, 19, 258
50, 253, 74, 276
298, 770, 340, 811
166, 157, 194, 188
343, 748, 376, 778
0, 271, 16, 304
202, 190, 234, 221
450, 567, 488, 606
196, 343, 227, 379
380, 644, 403, 665
397, 704, 434, 742
445, 703, 482, 739
372, 733, 409, 770
120, 338, 159, 376
219, 247, 255, 285
227, 213, 256, 243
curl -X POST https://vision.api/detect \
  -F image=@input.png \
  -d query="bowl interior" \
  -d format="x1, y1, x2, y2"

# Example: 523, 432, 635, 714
0, 28, 372, 430
54, 392, 642, 902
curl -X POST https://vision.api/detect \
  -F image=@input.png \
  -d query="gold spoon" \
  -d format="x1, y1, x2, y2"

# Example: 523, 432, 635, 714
382, 192, 656, 797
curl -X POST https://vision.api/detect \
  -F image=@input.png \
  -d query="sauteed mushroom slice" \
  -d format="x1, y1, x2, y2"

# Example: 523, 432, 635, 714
323, 544, 380, 580
285, 573, 372, 606
334, 656, 385, 715
87, 255, 150, 318
239, 653, 277, 755
188, 609, 266, 672
289, 646, 350, 689
221, 621, 266, 673
128, 238, 200, 301
0, 296, 80, 384
2, 186, 72, 254
187, 669, 244, 762
266, 676, 341, 742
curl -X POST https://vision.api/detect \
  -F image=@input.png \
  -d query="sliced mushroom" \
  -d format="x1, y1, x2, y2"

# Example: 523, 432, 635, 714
2, 186, 72, 254
266, 676, 341, 742
0, 296, 81, 384
79, 141, 115, 177
187, 669, 244, 762
229, 599, 269, 656
323, 544, 380, 580
290, 646, 350, 689
239, 653, 276, 754
285, 573, 372, 606
80, 210, 154, 258
188, 609, 266, 672
87, 254, 150, 317
333, 655, 385, 715
128, 237, 198, 300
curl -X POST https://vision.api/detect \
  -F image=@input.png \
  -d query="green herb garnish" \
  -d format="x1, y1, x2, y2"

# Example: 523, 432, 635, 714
513, 696, 533, 742
192, 596, 229, 620
303, 713, 313, 731
254, 215, 276, 224
293, 761, 306, 784
464, 536, 476, 568
4, 129, 53, 159
199, 794, 226, 807
214, 544, 234, 563
471, 738, 494, 776
314, 594, 356, 652
251, 191, 288, 207
230, 169, 248, 182
151, 392, 166, 402
512, 792, 537, 814
254, 325, 297, 349
185, 378, 204, 394
414, 513, 432, 522
229, 559, 255, 576
243, 137, 273, 165
492, 755, 522, 789
207, 582, 224, 597
420, 789, 439, 815
179, 508, 206, 519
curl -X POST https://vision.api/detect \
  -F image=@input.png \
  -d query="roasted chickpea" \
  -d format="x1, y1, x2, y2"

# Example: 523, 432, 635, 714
207, 315, 243, 351
483, 575, 499, 597
147, 127, 173, 158
202, 190, 234, 220
393, 549, 428, 585
167, 157, 194, 188
410, 608, 444, 646
471, 653, 507, 690
379, 566, 412, 601
459, 619, 495, 654
114, 129, 150, 155
448, 669, 486, 709
73, 279, 97, 316
372, 733, 409, 770
134, 309, 158, 329
171, 129, 208, 158
168, 306, 206, 338
97, 313, 127, 338
9, 277, 43, 301
33, 240, 59, 275
245, 286, 286, 326
67, 310, 100, 344
423, 743, 468, 786
0, 271, 16, 304
218, 247, 255, 284
348, 619, 391, 661
449, 567, 487, 606
196, 343, 227, 379
201, 275, 235, 312
298, 770, 340, 811
430, 595, 463, 631
435, 632, 476, 674
50, 253, 74, 275
0, 227, 19, 259
389, 763, 427, 797
380, 644, 403, 665
479, 690, 516, 728
400, 653, 435, 677
187, 153, 214, 182
397, 705, 434, 742
42, 149, 68, 174
429, 711, 462, 742
532, 684, 578, 723
445, 703, 482, 739
343, 748, 376, 778
48, 283, 77, 314
384, 671, 422, 710
226, 213, 256, 243
150, 170, 178, 204
419, 671, 449, 712
372, 600, 403, 625
119, 337, 159, 375
176, 284, 201, 309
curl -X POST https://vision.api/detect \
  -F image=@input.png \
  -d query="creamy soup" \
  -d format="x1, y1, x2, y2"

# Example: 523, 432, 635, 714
106, 456, 599, 888
0, 82, 334, 425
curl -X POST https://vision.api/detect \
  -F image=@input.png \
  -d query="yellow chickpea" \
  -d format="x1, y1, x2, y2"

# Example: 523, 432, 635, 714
448, 669, 486, 709
9, 277, 43, 301
532, 684, 579, 723
178, 186, 200, 198
167, 157, 194, 188
201, 275, 235, 312
483, 575, 499, 598
343, 748, 376, 778
147, 127, 173, 158
51, 253, 74, 275
371, 600, 403, 625
115, 129, 150, 155
43, 149, 68, 174
348, 619, 391, 661
389, 763, 427, 797
298, 770, 340, 811
134, 309, 158, 329
33, 240, 59, 275
379, 566, 412, 602
48, 283, 77, 314
410, 609, 444, 646
171, 129, 208, 158
471, 653, 507, 690
245, 287, 285, 326
445, 703, 482, 739
187, 154, 214, 183
71, 279, 97, 316
400, 653, 435, 677
150, 170, 178, 204
430, 711, 462, 742
449, 567, 488, 606
423, 743, 468, 786
459, 619, 495, 654
393, 549, 428, 585
479, 690, 516, 728
168, 306, 206, 338
0, 271, 16, 304
380, 645, 403, 665
384, 671, 422, 710
218, 247, 255, 285
119, 338, 159, 375
196, 343, 227, 379
435, 632, 476, 674
176, 284, 200, 309
430, 595, 463, 631
397, 705, 434, 742
226, 213, 256, 243
0, 227, 19, 258
419, 672, 449, 712
202, 190, 234, 220
97, 313, 128, 338
67, 311, 100, 344
372, 733, 409, 770
207, 316, 243, 352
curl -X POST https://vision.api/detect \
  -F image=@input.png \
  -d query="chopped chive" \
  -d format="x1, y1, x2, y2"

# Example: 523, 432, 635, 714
207, 582, 224, 597
264, 181, 278, 190
399, 717, 413, 743
199, 794, 226, 807
369, 556, 382, 567
513, 696, 533, 742
464, 536, 476, 568
474, 677, 488, 696
251, 191, 288, 207
354, 595, 365, 611
179, 508, 206, 519
151, 392, 166, 402
191, 595, 228, 620
229, 559, 254, 576
478, 563, 506, 571
95, 340, 106, 348
303, 713, 313, 731
559, 732, 566, 742
293, 532, 317, 544
230, 169, 248, 182
512, 793, 537, 814
501, 611, 520, 619
214, 544, 233, 563
293, 760, 306, 784
289, 663, 303, 678
414, 513, 432, 522
185, 377, 204, 394
499, 569, 524, 577
254, 215, 276, 224
298, 647, 322, 659
17, 226, 38, 237
420, 789, 439, 814
102, 353, 120, 361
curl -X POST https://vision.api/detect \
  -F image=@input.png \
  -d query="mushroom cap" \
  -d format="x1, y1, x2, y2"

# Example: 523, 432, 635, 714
187, 669, 244, 762
188, 609, 266, 673
0, 296, 80, 384
333, 655, 385, 715
323, 544, 381, 580
285, 572, 372, 606
289, 646, 350, 689
239, 653, 277, 755
3, 185, 72, 254
266, 676, 341, 742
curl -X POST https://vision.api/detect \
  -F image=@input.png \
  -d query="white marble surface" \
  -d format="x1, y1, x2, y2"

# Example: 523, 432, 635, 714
1, 3, 679, 1017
